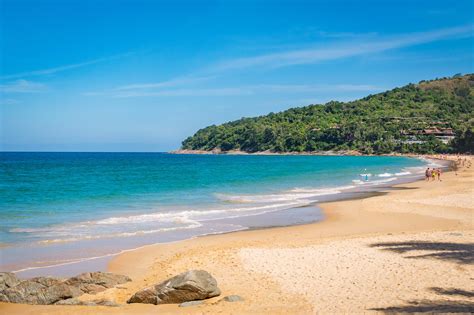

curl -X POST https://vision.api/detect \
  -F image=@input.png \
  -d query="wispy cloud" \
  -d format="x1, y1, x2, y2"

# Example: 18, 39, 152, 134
113, 87, 251, 98
252, 84, 384, 93
85, 25, 470, 99
209, 25, 473, 72
0, 80, 47, 93
115, 75, 214, 91
313, 31, 377, 39
92, 83, 384, 98
0, 52, 134, 80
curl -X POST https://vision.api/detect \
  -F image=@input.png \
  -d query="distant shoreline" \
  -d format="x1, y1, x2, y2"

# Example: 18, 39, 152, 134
170, 149, 362, 155
170, 149, 469, 159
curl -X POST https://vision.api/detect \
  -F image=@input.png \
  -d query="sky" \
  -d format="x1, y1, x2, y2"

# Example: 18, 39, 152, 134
0, 0, 473, 152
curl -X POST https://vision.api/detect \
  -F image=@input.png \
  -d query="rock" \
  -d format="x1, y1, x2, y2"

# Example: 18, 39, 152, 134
0, 272, 130, 305
127, 270, 220, 305
221, 295, 244, 302
55, 298, 96, 306
0, 277, 81, 305
56, 298, 119, 307
0, 272, 21, 291
179, 300, 204, 307
64, 272, 131, 294
93, 299, 120, 307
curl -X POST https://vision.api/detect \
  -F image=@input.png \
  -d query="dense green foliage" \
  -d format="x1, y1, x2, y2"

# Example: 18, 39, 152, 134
182, 74, 474, 154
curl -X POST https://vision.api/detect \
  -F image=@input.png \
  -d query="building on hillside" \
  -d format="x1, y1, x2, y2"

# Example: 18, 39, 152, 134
400, 126, 455, 144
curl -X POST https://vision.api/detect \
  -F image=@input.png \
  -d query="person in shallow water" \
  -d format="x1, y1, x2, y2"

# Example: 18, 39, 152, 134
425, 168, 431, 181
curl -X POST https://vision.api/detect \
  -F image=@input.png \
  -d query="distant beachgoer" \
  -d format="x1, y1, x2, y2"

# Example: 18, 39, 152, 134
431, 169, 436, 181
425, 168, 431, 181
437, 168, 442, 181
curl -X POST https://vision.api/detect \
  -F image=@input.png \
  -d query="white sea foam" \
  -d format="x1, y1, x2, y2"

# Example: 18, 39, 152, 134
216, 191, 338, 203
38, 222, 203, 244
12, 224, 249, 275
216, 184, 354, 205
288, 186, 355, 193
378, 172, 393, 177
10, 200, 309, 242
372, 177, 398, 183
395, 171, 411, 176
353, 176, 399, 185
404, 166, 426, 174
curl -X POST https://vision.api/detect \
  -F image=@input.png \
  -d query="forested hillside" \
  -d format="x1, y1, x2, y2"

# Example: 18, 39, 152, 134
182, 74, 474, 154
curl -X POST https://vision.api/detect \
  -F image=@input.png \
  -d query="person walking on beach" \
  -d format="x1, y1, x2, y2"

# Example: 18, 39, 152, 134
431, 169, 436, 181
437, 168, 442, 181
425, 168, 431, 181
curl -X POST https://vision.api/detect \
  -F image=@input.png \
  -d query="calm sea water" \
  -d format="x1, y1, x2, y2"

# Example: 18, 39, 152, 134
0, 152, 429, 275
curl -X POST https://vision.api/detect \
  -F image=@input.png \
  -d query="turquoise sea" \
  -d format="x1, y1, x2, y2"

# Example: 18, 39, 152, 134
0, 152, 433, 276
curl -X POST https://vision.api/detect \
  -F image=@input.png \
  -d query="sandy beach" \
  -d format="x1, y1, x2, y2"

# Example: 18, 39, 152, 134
1, 156, 473, 314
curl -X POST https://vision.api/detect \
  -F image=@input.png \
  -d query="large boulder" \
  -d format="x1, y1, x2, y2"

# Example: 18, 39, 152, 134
127, 270, 220, 305
0, 271, 131, 305
0, 277, 81, 305
65, 272, 131, 294
0, 272, 21, 291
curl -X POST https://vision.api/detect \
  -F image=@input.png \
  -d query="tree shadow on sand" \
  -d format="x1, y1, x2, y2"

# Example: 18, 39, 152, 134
369, 241, 474, 264
429, 287, 474, 298
370, 300, 474, 313
370, 287, 474, 313
368, 241, 474, 312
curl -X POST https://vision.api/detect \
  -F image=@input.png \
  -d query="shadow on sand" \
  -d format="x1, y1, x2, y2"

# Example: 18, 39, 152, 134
371, 287, 474, 313
370, 299, 474, 313
369, 240, 474, 264
429, 287, 474, 298
368, 241, 474, 312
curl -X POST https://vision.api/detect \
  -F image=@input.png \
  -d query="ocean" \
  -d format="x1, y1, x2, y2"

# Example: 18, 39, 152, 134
0, 152, 434, 277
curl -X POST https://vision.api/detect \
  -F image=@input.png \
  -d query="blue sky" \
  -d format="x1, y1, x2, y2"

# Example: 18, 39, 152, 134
1, 0, 473, 152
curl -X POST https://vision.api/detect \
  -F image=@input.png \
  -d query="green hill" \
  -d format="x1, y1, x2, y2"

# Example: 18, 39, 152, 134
181, 74, 474, 154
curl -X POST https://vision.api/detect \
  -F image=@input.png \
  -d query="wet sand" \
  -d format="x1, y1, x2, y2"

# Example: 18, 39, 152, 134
1, 156, 473, 314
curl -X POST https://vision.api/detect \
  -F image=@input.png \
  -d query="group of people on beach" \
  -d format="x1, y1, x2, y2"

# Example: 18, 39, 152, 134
425, 167, 442, 181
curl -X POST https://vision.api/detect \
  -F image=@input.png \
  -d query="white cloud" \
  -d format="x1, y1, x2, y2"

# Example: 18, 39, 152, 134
315, 31, 377, 38
209, 25, 473, 72
252, 84, 384, 93
0, 52, 134, 80
0, 80, 47, 93
101, 83, 383, 98
114, 87, 251, 98
85, 24, 471, 99
115, 75, 214, 90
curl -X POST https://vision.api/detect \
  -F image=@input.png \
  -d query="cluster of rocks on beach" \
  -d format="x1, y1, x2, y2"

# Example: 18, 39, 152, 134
0, 269, 241, 308
0, 271, 130, 306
